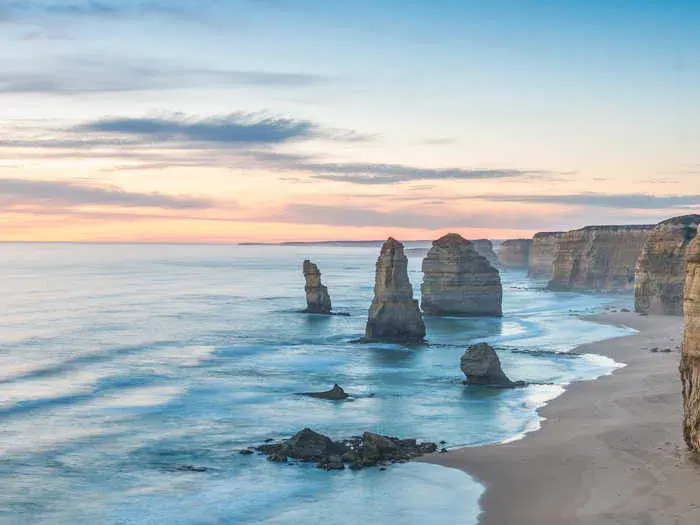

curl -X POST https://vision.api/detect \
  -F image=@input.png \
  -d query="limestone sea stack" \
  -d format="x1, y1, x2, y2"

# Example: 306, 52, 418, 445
363, 238, 426, 343
528, 232, 564, 278
471, 239, 499, 268
548, 225, 654, 292
460, 343, 523, 388
681, 234, 700, 451
421, 233, 502, 317
498, 239, 532, 269
635, 215, 700, 315
302, 260, 332, 314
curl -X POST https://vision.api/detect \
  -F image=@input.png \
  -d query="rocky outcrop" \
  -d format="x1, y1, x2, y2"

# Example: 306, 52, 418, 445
460, 343, 524, 388
299, 384, 349, 400
421, 233, 502, 317
471, 239, 499, 267
302, 260, 332, 314
498, 239, 532, 269
528, 232, 564, 278
363, 238, 426, 343
681, 234, 700, 452
255, 428, 438, 470
548, 225, 654, 292
635, 215, 700, 315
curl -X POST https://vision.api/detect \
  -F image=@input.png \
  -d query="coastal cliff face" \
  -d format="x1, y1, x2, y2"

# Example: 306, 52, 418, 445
548, 225, 653, 291
635, 215, 700, 316
681, 234, 700, 452
364, 238, 426, 342
302, 260, 332, 314
421, 233, 502, 317
528, 232, 563, 278
471, 239, 499, 268
498, 239, 532, 269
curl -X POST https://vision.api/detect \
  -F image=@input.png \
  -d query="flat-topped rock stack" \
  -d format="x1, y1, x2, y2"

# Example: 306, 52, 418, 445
498, 239, 532, 269
681, 233, 700, 451
302, 260, 332, 314
635, 214, 700, 316
421, 233, 502, 317
471, 239, 499, 268
528, 232, 564, 278
548, 225, 654, 292
363, 238, 426, 343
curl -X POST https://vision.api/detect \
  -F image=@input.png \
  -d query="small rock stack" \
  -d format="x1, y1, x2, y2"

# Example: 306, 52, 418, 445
302, 259, 332, 314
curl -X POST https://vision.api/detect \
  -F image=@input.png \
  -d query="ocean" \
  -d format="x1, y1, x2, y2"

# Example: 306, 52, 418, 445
0, 243, 635, 524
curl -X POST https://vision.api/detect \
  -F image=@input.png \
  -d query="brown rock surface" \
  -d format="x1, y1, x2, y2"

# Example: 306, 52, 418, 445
681, 234, 700, 451
302, 260, 332, 314
498, 239, 532, 268
460, 343, 523, 388
548, 225, 653, 291
421, 233, 502, 317
527, 232, 564, 278
364, 238, 426, 342
635, 215, 700, 316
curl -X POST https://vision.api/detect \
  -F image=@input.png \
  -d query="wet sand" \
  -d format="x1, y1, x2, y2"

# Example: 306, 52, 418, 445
424, 312, 700, 525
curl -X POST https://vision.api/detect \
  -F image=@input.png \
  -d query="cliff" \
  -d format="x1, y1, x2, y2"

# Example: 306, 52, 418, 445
302, 260, 332, 314
635, 215, 700, 315
498, 239, 532, 269
548, 225, 654, 292
528, 232, 564, 278
681, 234, 700, 451
471, 239, 499, 268
363, 238, 426, 343
421, 233, 502, 317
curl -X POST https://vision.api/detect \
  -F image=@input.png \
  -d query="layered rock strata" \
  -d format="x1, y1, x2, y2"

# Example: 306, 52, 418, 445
635, 215, 700, 315
460, 343, 523, 388
548, 225, 654, 292
363, 238, 426, 342
421, 233, 502, 317
471, 239, 499, 268
498, 239, 532, 269
681, 234, 700, 451
302, 260, 332, 314
528, 232, 564, 278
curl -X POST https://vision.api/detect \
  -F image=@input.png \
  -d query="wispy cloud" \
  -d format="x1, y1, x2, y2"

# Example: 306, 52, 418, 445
462, 192, 700, 210
0, 1, 186, 21
0, 178, 214, 209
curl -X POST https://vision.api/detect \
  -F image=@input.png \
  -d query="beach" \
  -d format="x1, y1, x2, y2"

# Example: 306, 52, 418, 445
424, 311, 700, 525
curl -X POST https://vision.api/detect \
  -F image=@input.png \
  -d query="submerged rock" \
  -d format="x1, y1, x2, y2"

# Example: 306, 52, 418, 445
635, 215, 700, 316
421, 233, 502, 317
681, 234, 700, 452
460, 343, 523, 388
302, 260, 332, 314
299, 384, 349, 400
498, 239, 532, 269
363, 238, 425, 343
255, 428, 438, 470
528, 231, 564, 278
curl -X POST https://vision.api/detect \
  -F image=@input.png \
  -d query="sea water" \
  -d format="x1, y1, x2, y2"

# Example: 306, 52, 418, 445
0, 243, 635, 524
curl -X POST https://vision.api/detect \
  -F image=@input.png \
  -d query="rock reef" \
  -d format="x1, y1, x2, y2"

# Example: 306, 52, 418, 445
471, 239, 499, 268
302, 260, 332, 314
681, 234, 700, 452
460, 343, 523, 388
528, 232, 564, 278
299, 384, 349, 400
635, 215, 700, 316
363, 238, 426, 343
421, 233, 502, 317
498, 239, 532, 269
255, 428, 438, 470
548, 225, 654, 292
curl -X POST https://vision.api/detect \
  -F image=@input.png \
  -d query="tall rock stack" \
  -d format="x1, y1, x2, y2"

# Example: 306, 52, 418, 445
471, 239, 499, 268
635, 215, 700, 315
421, 233, 502, 317
302, 260, 332, 314
528, 232, 564, 278
364, 238, 426, 343
548, 225, 654, 292
681, 234, 700, 451
498, 239, 532, 269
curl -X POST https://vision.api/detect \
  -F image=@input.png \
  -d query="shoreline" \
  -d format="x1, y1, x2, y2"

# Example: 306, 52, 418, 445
423, 311, 700, 525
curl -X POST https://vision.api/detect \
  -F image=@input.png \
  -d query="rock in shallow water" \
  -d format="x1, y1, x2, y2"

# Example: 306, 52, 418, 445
460, 342, 524, 388
299, 384, 349, 400
302, 259, 332, 314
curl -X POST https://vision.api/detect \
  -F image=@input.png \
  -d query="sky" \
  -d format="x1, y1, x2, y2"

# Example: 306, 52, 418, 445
0, 0, 698, 242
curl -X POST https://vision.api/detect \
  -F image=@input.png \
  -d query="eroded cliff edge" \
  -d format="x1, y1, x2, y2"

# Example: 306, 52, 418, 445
635, 215, 700, 315
528, 232, 564, 278
681, 233, 700, 451
498, 239, 532, 269
548, 225, 653, 292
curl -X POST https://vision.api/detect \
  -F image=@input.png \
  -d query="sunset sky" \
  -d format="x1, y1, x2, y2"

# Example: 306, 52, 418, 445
1, 0, 698, 242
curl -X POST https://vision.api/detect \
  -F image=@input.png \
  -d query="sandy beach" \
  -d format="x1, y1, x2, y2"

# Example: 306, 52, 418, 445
424, 312, 700, 525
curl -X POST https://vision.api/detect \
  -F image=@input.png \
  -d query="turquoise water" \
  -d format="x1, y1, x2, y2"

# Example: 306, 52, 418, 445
0, 243, 634, 524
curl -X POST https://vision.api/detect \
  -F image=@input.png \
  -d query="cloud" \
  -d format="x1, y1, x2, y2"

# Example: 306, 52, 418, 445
0, 1, 185, 21
464, 192, 700, 210
0, 178, 214, 209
